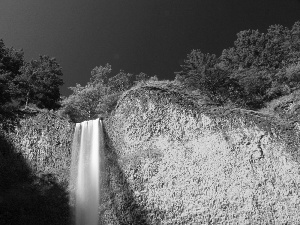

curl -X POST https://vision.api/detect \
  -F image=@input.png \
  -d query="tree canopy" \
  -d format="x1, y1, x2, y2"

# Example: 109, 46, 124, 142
0, 40, 64, 112
61, 63, 157, 122
16, 55, 64, 109
2, 20, 300, 118
0, 39, 24, 108
176, 21, 300, 109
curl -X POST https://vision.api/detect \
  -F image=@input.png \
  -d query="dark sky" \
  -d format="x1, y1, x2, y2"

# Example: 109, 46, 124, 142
1, 0, 300, 96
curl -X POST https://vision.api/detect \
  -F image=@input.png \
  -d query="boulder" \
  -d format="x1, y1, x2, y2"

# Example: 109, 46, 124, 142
104, 83, 300, 224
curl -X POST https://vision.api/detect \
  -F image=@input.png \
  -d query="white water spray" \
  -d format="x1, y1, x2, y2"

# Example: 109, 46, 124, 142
70, 118, 103, 225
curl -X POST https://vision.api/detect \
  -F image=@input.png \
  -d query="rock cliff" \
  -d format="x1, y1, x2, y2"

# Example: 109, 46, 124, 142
3, 112, 73, 185
0, 111, 72, 224
104, 82, 300, 224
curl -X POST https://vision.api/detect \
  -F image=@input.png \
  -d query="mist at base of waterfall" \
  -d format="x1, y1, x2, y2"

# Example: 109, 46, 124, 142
69, 118, 103, 225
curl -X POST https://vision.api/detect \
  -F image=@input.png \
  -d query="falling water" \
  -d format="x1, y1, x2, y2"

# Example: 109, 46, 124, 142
70, 118, 103, 225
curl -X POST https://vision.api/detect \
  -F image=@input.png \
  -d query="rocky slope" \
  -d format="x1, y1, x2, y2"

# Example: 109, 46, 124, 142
0, 111, 73, 224
104, 82, 300, 224
8, 112, 74, 185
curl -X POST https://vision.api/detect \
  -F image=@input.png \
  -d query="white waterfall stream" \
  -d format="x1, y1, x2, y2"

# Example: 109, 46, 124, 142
70, 118, 103, 225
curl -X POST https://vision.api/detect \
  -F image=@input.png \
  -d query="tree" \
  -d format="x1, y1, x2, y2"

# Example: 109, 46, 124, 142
220, 22, 300, 71
108, 70, 134, 92
231, 68, 273, 108
90, 63, 112, 85
287, 21, 300, 65
61, 64, 157, 122
263, 24, 290, 69
17, 55, 64, 109
175, 49, 217, 89
215, 22, 300, 109
135, 72, 150, 83
62, 83, 109, 121
221, 29, 267, 70
62, 64, 120, 122
0, 39, 24, 107
175, 49, 242, 105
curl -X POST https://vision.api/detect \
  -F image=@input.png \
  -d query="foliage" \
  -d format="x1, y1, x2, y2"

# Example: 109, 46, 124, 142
230, 68, 273, 108
0, 40, 63, 113
90, 63, 112, 85
274, 62, 300, 90
108, 70, 135, 92
175, 49, 217, 89
176, 21, 300, 110
61, 64, 113, 122
220, 24, 296, 70
135, 72, 150, 83
175, 49, 243, 105
16, 55, 64, 110
62, 83, 110, 121
0, 39, 24, 108
62, 63, 157, 122
259, 89, 300, 122
0, 39, 63, 112
221, 29, 267, 70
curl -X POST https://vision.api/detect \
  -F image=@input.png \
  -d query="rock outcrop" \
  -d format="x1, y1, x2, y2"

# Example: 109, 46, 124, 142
104, 83, 300, 224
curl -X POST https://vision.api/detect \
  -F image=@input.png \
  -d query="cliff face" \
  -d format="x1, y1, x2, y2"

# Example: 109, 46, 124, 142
4, 112, 74, 185
0, 112, 73, 224
105, 83, 300, 224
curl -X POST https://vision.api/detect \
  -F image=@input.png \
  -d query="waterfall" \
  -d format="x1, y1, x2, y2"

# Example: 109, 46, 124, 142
70, 118, 103, 225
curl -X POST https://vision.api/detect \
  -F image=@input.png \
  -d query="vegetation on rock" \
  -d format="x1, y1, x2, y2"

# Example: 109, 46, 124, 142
61, 63, 158, 122
176, 21, 300, 109
105, 84, 300, 224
